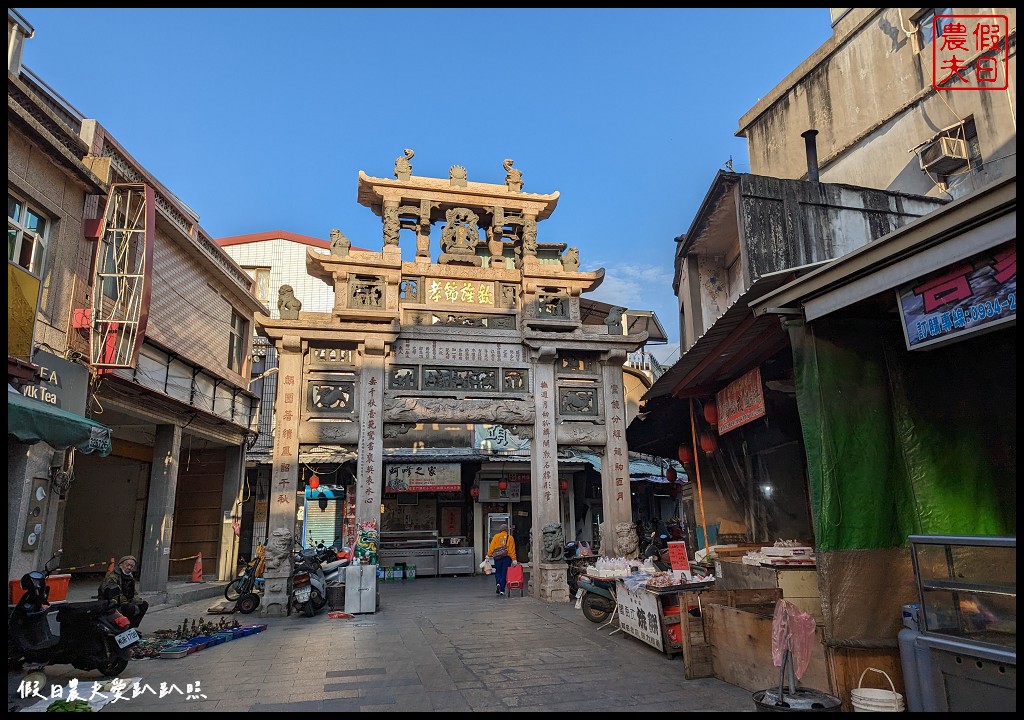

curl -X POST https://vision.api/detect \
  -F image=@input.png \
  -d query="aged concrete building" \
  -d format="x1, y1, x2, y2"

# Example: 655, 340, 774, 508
8, 9, 265, 590
254, 156, 657, 613
630, 7, 1016, 709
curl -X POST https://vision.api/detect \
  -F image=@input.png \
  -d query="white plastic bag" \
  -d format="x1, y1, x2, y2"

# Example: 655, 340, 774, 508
479, 557, 494, 575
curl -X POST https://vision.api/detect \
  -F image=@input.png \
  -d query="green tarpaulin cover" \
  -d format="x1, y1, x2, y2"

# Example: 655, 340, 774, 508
7, 389, 112, 456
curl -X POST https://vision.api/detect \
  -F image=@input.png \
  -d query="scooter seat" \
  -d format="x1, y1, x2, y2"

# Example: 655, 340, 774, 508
321, 559, 349, 574
55, 600, 111, 622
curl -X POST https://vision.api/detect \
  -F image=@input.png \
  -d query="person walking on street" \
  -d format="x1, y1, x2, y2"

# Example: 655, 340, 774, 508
486, 524, 518, 595
99, 555, 149, 629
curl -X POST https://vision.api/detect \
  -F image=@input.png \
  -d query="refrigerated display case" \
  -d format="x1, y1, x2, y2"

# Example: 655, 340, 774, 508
899, 535, 1016, 712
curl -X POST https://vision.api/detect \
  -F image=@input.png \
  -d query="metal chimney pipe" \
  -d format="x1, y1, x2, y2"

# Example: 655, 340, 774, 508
801, 130, 820, 182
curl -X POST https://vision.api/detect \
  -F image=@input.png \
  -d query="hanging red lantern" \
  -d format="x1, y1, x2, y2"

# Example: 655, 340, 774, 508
498, 479, 508, 491
666, 467, 678, 483
699, 430, 718, 454
677, 445, 694, 464
308, 475, 320, 490
703, 401, 718, 426
559, 479, 569, 493
469, 486, 480, 499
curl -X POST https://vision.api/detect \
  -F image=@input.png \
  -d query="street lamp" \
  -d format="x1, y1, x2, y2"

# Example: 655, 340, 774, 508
247, 367, 279, 388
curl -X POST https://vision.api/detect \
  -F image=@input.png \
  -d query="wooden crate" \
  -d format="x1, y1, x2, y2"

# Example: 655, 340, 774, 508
680, 587, 782, 680
705, 603, 829, 693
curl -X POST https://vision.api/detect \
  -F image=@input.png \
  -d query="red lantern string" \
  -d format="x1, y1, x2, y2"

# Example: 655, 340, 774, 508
498, 479, 508, 491
677, 445, 694, 464
703, 402, 718, 426
699, 430, 718, 454
666, 467, 678, 483
308, 475, 320, 490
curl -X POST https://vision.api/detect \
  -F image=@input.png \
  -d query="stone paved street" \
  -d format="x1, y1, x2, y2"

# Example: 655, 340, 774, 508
8, 572, 758, 712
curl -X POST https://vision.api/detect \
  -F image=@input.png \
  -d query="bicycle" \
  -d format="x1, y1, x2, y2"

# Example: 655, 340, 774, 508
225, 545, 265, 606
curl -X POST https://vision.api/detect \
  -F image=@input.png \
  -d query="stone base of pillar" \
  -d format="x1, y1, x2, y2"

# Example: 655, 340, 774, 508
534, 562, 570, 603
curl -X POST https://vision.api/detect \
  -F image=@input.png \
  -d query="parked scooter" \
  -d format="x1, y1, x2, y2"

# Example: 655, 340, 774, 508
576, 573, 617, 624
8, 551, 139, 677
563, 541, 598, 599
290, 548, 328, 617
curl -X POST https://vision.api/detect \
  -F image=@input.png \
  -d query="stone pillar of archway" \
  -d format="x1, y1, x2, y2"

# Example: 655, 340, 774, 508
261, 335, 302, 617
354, 337, 388, 552
599, 350, 635, 558
530, 345, 566, 601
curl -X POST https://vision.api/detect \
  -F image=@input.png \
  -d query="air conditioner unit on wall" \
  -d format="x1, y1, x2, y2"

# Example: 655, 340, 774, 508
919, 135, 969, 175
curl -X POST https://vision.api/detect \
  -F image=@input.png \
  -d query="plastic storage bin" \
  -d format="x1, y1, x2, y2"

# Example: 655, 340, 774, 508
9, 574, 71, 605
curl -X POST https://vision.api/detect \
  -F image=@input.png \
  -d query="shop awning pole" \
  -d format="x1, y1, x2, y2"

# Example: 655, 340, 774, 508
688, 398, 709, 554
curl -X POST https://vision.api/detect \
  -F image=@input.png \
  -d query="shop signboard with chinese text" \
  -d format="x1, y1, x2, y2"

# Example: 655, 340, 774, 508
897, 239, 1016, 351
616, 582, 663, 652
716, 367, 766, 435
385, 463, 461, 492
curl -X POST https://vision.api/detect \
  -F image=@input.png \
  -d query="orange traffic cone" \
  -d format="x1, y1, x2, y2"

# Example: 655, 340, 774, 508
107, 557, 116, 573
188, 553, 203, 583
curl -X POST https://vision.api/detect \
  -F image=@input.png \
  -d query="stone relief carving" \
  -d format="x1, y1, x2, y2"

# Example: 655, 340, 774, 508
330, 228, 350, 257
383, 205, 400, 246
605, 305, 626, 335
399, 277, 422, 302
559, 354, 595, 373
487, 205, 506, 259
406, 311, 516, 329
503, 368, 527, 391
383, 396, 534, 424
309, 347, 354, 365
350, 276, 385, 308
542, 522, 565, 562
499, 284, 518, 309
536, 292, 569, 318
309, 381, 355, 412
615, 521, 639, 559
561, 246, 580, 272
423, 367, 498, 391
383, 423, 415, 438
439, 207, 481, 263
514, 217, 538, 268
558, 424, 605, 444
449, 164, 467, 187
503, 158, 523, 192
388, 367, 417, 389
559, 388, 597, 415
505, 424, 534, 439
394, 148, 414, 180
277, 285, 302, 319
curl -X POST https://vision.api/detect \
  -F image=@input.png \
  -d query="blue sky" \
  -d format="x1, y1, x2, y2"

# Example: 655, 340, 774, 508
17, 8, 833, 363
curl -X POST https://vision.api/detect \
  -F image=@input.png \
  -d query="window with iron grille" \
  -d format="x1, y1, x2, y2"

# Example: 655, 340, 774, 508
8, 192, 49, 276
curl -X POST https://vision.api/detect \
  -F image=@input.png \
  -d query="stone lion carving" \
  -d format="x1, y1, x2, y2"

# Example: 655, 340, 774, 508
278, 285, 302, 320
264, 526, 293, 573
503, 158, 523, 192
542, 522, 565, 563
561, 246, 580, 272
605, 305, 626, 335
394, 148, 414, 181
614, 521, 639, 559
330, 227, 350, 257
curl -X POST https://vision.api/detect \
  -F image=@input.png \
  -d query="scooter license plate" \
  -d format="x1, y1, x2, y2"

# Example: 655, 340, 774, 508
295, 587, 311, 603
114, 627, 139, 648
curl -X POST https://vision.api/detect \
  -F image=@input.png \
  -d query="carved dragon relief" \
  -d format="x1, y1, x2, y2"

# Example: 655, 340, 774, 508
382, 395, 534, 424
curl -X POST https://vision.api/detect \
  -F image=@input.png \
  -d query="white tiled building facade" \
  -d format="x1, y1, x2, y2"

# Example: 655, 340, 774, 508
217, 231, 341, 317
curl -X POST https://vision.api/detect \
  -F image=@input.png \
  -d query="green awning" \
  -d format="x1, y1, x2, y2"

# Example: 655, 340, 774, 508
7, 389, 112, 456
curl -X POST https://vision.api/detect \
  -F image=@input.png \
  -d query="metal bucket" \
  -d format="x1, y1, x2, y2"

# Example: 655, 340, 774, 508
753, 688, 842, 712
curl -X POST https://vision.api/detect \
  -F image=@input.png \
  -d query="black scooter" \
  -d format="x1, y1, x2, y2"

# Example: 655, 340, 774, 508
8, 551, 139, 677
